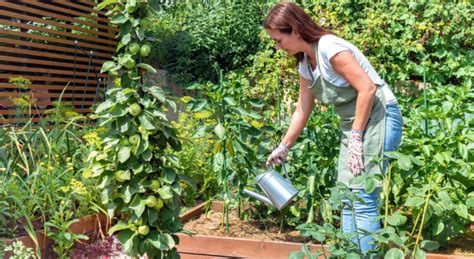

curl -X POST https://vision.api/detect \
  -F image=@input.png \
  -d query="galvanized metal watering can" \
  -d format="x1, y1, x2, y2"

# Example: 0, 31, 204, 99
244, 165, 298, 210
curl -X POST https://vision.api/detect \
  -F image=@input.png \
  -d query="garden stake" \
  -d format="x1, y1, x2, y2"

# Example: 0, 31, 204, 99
72, 40, 78, 106
423, 62, 428, 136
81, 51, 94, 114
412, 175, 433, 258
277, 72, 281, 127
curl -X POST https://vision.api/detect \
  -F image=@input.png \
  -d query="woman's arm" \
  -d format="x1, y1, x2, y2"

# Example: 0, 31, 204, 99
281, 75, 315, 147
330, 51, 376, 131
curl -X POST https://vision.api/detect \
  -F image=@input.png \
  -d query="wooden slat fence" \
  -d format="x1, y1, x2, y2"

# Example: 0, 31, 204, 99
0, 0, 116, 124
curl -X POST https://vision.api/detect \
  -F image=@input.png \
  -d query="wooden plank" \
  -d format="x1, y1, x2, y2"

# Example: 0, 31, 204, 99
0, 74, 102, 84
0, 28, 115, 53
0, 45, 108, 65
0, 9, 115, 41
0, 83, 100, 92
76, 0, 95, 7
0, 91, 96, 99
17, 1, 118, 32
0, 37, 113, 59
50, 0, 107, 17
0, 100, 96, 107
0, 108, 91, 115
0, 2, 116, 38
27, 0, 110, 24
0, 17, 116, 46
0, 55, 102, 72
0, 64, 107, 78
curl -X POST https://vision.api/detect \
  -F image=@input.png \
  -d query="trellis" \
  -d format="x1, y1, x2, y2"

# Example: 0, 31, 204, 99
0, 0, 116, 124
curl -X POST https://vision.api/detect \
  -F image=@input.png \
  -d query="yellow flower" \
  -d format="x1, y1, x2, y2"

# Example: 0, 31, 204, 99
70, 179, 88, 195
179, 96, 193, 104
82, 169, 93, 179
60, 186, 70, 193
193, 111, 212, 119
83, 132, 100, 146
250, 120, 264, 129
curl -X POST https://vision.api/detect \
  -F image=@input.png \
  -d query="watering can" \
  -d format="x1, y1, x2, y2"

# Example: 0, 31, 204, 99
244, 164, 298, 210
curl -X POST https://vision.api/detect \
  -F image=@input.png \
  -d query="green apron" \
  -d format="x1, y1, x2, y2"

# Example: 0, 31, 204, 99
306, 43, 387, 188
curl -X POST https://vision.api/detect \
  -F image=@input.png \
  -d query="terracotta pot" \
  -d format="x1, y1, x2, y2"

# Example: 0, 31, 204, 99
177, 201, 472, 259
2, 213, 109, 258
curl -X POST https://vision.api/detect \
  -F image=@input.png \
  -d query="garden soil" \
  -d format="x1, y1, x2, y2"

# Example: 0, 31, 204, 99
184, 209, 311, 243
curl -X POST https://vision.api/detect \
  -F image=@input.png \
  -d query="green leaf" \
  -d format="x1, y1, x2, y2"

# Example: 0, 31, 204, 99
137, 63, 157, 74
111, 13, 128, 24
224, 97, 236, 106
148, 86, 166, 102
414, 248, 426, 259
101, 61, 117, 73
148, 233, 175, 250
364, 177, 377, 194
405, 197, 425, 207
467, 197, 474, 208
95, 100, 113, 113
214, 123, 225, 140
158, 186, 173, 200
387, 212, 407, 226
420, 240, 440, 251
442, 101, 453, 114
433, 220, 445, 236
96, 0, 119, 10
455, 204, 469, 219
117, 230, 136, 254
458, 143, 468, 160
118, 146, 131, 163
108, 221, 131, 235
397, 154, 412, 171
129, 194, 146, 218
384, 248, 404, 259
139, 114, 156, 130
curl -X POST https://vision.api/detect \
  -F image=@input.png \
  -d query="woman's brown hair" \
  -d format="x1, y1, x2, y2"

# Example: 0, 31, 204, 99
263, 2, 334, 62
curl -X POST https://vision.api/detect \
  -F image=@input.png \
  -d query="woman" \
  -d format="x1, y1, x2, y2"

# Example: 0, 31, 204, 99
264, 2, 403, 253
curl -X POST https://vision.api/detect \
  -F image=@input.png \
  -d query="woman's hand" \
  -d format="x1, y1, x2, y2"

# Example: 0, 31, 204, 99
348, 129, 364, 175
266, 143, 289, 166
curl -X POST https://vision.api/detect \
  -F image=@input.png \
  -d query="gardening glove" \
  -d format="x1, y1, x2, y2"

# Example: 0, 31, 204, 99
348, 129, 364, 176
266, 142, 289, 166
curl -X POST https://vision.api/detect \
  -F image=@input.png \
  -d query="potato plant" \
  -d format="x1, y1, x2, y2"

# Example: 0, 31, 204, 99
90, 0, 182, 258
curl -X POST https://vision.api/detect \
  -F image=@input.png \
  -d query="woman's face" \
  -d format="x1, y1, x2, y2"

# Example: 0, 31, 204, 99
266, 28, 302, 56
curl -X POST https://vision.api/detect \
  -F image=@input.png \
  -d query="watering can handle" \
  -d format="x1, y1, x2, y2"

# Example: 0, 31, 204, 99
268, 162, 291, 180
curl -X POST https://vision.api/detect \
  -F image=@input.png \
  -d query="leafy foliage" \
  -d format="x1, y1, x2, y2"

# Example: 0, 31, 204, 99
147, 1, 267, 84
91, 1, 182, 257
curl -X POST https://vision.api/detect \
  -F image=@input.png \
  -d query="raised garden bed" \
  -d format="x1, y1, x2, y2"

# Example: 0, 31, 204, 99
177, 201, 474, 259
177, 201, 327, 259
2, 213, 109, 258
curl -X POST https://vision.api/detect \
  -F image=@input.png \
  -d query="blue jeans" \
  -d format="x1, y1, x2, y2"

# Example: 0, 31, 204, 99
342, 103, 403, 253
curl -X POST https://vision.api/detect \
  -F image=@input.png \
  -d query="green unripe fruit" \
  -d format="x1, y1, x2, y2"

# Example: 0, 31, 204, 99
145, 195, 158, 207
115, 170, 130, 182
154, 198, 164, 211
124, 59, 136, 69
138, 225, 149, 236
128, 103, 142, 116
139, 44, 151, 57
139, 18, 151, 29
120, 138, 130, 146
129, 43, 140, 54
129, 134, 140, 145
150, 180, 161, 192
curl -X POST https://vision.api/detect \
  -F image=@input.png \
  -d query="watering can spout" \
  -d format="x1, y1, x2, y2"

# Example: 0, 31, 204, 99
243, 189, 273, 207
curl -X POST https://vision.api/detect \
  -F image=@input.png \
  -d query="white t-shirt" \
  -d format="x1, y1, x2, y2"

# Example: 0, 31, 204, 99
298, 34, 396, 103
